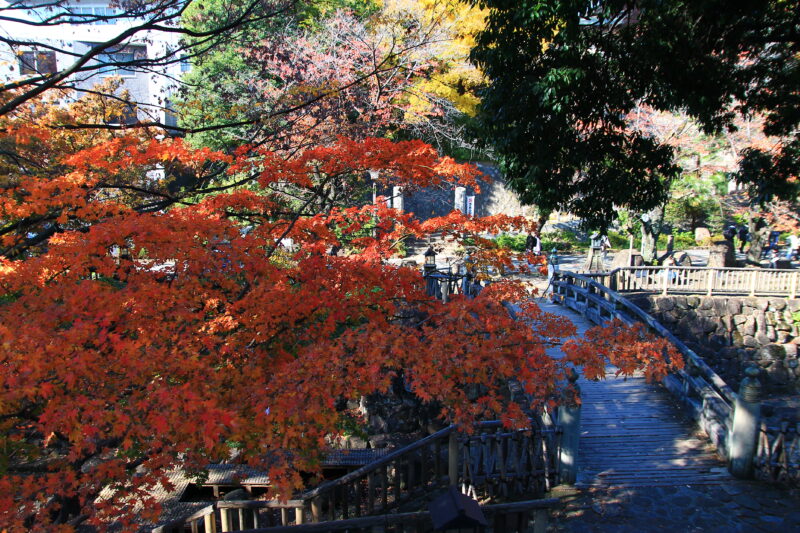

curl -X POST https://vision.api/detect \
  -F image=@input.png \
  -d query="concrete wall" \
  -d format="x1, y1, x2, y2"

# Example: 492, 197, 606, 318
631, 295, 800, 394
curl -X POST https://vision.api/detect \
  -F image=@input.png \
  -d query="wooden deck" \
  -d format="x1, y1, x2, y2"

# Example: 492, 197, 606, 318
576, 369, 732, 487
538, 299, 733, 488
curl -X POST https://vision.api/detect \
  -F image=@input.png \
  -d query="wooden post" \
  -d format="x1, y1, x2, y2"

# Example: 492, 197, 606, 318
310, 497, 321, 523
204, 512, 217, 533
220, 509, 230, 533
662, 267, 669, 295
749, 269, 758, 297
533, 508, 549, 533
706, 269, 714, 296
296, 506, 304, 525
558, 370, 581, 485
791, 272, 798, 299
729, 366, 761, 478
448, 430, 459, 486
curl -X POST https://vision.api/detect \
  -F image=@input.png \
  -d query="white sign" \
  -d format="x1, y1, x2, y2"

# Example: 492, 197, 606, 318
466, 195, 475, 216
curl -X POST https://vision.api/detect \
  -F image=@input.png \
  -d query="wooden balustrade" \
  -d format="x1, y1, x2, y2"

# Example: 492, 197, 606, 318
552, 271, 736, 459
154, 421, 560, 532
298, 421, 559, 523
153, 500, 306, 533
756, 421, 800, 486
234, 498, 559, 533
587, 266, 799, 298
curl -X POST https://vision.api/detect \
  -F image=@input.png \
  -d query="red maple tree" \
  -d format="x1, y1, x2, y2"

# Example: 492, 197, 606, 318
0, 92, 682, 532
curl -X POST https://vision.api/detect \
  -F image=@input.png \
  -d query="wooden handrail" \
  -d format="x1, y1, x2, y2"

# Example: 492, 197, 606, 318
299, 424, 455, 500
230, 498, 560, 532
152, 500, 307, 533
299, 419, 542, 500
155, 419, 560, 531
554, 270, 736, 405
588, 266, 799, 298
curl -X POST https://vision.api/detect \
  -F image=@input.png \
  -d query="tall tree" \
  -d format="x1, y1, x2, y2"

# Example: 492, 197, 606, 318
471, 0, 799, 231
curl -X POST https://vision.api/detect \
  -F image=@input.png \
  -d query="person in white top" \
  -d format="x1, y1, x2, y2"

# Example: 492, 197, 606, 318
786, 233, 800, 260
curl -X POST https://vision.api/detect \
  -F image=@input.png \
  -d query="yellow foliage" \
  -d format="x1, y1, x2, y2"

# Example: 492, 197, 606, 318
380, 0, 487, 120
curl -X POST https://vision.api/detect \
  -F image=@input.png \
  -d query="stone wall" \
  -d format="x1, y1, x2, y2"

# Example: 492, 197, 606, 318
631, 295, 800, 394
402, 163, 535, 222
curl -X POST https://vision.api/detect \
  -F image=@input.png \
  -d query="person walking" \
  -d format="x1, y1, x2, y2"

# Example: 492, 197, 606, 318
600, 234, 611, 263
786, 233, 800, 261
525, 233, 541, 254
763, 230, 782, 258
723, 224, 737, 242
737, 225, 749, 253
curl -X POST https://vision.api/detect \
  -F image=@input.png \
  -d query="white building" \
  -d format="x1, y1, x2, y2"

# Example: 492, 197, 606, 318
0, 0, 187, 126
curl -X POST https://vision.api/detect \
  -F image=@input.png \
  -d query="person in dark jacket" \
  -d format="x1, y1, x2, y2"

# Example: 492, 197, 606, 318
737, 225, 749, 253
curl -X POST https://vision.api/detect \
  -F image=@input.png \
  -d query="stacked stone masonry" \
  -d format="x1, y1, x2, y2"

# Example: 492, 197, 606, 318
631, 295, 800, 395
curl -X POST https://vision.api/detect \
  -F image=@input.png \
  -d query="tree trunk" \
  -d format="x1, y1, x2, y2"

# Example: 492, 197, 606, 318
746, 214, 767, 265
535, 209, 550, 237
641, 228, 658, 264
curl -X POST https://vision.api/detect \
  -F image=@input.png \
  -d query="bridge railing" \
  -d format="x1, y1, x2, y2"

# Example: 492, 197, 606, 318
154, 420, 560, 532
756, 420, 800, 486
299, 420, 560, 523
551, 270, 736, 458
584, 266, 799, 298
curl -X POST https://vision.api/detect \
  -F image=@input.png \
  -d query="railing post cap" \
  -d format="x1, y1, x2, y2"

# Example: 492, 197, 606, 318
739, 365, 762, 403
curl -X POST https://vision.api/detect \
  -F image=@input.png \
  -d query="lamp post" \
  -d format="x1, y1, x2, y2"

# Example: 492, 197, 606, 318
424, 246, 438, 297
424, 246, 437, 273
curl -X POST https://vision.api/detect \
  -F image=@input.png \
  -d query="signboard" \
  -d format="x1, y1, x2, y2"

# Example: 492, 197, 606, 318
466, 195, 475, 216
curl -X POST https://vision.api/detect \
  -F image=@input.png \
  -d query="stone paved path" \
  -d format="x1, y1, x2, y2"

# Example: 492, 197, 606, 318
535, 298, 800, 532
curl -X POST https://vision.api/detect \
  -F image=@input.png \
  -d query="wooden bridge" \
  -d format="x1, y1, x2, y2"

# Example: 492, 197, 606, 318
550, 269, 799, 489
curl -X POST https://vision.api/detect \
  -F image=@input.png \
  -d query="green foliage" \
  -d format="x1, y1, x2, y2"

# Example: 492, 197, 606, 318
472, 1, 800, 227
608, 229, 697, 252
179, 0, 381, 151
541, 230, 585, 252
670, 231, 698, 250
492, 230, 587, 252
664, 172, 727, 233
494, 233, 527, 252
295, 0, 380, 28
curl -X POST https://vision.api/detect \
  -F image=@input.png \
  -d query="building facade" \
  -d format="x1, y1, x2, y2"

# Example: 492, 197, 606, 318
0, 1, 185, 125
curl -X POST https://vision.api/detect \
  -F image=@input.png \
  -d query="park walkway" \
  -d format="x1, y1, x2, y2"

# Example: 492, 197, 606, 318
536, 298, 800, 532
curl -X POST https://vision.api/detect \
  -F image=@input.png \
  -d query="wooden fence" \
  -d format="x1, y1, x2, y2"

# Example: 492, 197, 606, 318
299, 421, 559, 523
246, 498, 558, 533
154, 421, 560, 533
155, 498, 558, 533
551, 271, 736, 459
756, 421, 800, 486
585, 266, 799, 298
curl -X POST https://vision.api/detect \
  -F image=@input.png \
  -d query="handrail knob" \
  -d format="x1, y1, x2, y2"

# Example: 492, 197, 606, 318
739, 365, 762, 403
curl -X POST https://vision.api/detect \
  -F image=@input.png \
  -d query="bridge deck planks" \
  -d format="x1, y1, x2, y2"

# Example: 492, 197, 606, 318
537, 299, 733, 489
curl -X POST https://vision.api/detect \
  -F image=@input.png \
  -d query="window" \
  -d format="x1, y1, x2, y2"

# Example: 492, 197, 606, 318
69, 6, 122, 25
98, 52, 136, 77
19, 51, 57, 76
180, 56, 191, 73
